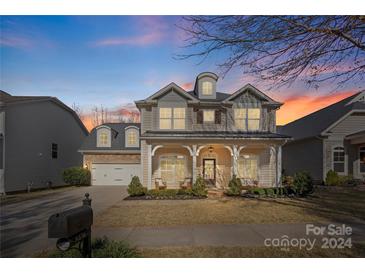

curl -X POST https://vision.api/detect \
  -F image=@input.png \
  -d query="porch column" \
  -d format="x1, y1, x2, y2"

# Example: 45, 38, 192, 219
147, 144, 152, 189
192, 145, 197, 184
233, 145, 238, 176
277, 146, 282, 187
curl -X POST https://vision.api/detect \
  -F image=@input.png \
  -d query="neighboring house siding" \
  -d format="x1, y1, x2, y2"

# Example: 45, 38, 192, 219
327, 113, 365, 136
4, 101, 86, 192
282, 138, 323, 182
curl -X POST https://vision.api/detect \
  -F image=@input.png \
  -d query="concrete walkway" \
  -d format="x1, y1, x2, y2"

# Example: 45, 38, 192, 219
94, 222, 365, 248
0, 186, 128, 257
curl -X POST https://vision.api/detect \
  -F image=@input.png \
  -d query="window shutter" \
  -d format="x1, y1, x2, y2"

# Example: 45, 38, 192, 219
215, 110, 221, 124
197, 110, 203, 124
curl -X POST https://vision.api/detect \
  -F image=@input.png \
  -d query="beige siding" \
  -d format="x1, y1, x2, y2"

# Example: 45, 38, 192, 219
141, 140, 149, 187
141, 108, 152, 134
329, 113, 365, 137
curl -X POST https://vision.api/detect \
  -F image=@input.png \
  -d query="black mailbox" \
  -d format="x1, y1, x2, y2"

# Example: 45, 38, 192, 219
48, 205, 93, 239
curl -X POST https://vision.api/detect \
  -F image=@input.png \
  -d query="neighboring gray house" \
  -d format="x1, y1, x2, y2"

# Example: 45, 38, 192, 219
79, 72, 290, 189
79, 123, 141, 185
0, 90, 88, 193
279, 91, 365, 182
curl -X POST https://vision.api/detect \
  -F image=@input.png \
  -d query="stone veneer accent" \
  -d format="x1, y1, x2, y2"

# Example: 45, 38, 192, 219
83, 154, 141, 169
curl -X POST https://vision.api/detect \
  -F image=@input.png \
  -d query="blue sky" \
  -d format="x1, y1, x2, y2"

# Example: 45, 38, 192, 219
0, 16, 361, 127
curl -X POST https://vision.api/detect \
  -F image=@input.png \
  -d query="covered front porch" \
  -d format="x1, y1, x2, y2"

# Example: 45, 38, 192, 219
142, 140, 285, 189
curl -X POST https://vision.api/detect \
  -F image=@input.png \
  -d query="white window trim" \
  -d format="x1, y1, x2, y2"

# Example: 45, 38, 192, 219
331, 145, 347, 175
96, 126, 111, 148
125, 128, 139, 148
159, 154, 187, 183
203, 110, 215, 123
359, 146, 365, 174
159, 107, 186, 130
234, 107, 261, 131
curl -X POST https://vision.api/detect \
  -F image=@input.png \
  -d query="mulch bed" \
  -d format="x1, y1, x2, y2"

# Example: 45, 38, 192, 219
124, 195, 206, 200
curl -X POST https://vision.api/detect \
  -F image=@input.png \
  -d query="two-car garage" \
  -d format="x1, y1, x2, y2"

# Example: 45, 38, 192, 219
91, 163, 141, 186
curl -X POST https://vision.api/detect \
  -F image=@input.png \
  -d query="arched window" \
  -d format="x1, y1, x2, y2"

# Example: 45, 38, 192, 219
333, 146, 345, 173
96, 126, 111, 147
125, 127, 139, 147
360, 146, 365, 173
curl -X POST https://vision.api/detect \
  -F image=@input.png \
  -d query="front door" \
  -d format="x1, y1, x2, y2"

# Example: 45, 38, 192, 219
203, 159, 216, 186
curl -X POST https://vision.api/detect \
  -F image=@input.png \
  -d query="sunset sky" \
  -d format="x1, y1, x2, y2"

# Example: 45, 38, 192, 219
1, 16, 362, 130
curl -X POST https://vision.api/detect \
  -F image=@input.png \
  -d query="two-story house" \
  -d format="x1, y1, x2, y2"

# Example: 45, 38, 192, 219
1, 90, 88, 194
80, 72, 289, 189
135, 72, 290, 189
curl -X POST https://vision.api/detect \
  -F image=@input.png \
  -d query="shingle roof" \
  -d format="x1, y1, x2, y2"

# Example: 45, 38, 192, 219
278, 92, 365, 140
1, 90, 88, 134
142, 130, 290, 139
79, 123, 141, 151
187, 91, 231, 102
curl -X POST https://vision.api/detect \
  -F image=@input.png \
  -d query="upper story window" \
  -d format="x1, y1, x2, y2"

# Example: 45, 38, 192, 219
203, 110, 215, 123
202, 81, 213, 95
360, 146, 365, 173
159, 107, 185, 130
333, 146, 345, 173
234, 108, 261, 131
125, 128, 139, 147
51, 143, 58, 159
97, 127, 111, 147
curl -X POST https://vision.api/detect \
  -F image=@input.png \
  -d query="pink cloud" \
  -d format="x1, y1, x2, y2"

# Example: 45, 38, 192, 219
92, 16, 168, 47
181, 82, 193, 90
0, 35, 34, 49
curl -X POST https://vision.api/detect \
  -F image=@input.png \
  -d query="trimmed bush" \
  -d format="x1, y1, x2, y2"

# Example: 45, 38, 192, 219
292, 171, 313, 196
265, 188, 275, 197
192, 176, 208, 197
250, 187, 266, 196
325, 170, 340, 186
127, 176, 145, 196
225, 175, 242, 196
62, 167, 91, 186
147, 189, 178, 197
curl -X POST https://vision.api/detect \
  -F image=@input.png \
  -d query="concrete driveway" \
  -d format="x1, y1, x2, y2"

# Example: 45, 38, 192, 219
0, 186, 128, 257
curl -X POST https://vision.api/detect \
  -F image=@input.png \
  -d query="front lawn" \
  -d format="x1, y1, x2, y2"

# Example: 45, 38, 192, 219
95, 187, 365, 227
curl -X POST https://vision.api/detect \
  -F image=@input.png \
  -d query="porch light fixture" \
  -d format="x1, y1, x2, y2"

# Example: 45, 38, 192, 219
208, 146, 214, 153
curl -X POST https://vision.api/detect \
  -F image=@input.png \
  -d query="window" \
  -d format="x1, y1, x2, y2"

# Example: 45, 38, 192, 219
360, 147, 365, 173
126, 129, 139, 147
159, 107, 185, 129
203, 110, 215, 123
234, 108, 261, 131
247, 108, 261, 131
333, 146, 345, 173
234, 109, 246, 130
160, 155, 186, 184
202, 81, 213, 95
51, 143, 58, 159
238, 155, 258, 180
99, 132, 108, 145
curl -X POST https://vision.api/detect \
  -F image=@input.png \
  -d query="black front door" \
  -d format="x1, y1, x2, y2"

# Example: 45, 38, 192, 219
203, 159, 216, 186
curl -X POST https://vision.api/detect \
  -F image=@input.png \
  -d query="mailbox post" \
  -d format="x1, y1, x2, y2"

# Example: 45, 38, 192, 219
48, 193, 93, 257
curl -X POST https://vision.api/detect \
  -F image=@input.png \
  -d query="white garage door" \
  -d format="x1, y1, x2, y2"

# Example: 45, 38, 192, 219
91, 164, 141, 185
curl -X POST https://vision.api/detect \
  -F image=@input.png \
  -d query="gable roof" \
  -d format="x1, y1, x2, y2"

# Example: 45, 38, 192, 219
144, 82, 198, 102
79, 122, 141, 151
278, 92, 364, 140
223, 84, 282, 106
1, 90, 89, 135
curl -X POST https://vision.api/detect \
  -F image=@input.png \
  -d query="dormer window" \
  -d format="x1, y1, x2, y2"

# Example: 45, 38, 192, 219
125, 127, 139, 147
96, 126, 111, 147
202, 81, 213, 95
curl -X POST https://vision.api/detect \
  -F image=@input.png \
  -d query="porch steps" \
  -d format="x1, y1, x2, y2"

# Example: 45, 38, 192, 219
207, 188, 225, 198
357, 184, 365, 191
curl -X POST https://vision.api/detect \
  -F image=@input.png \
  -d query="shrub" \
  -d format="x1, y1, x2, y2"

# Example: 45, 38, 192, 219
62, 167, 91, 186
282, 176, 294, 188
292, 171, 313, 196
325, 170, 340, 186
225, 175, 242, 196
147, 189, 178, 197
47, 237, 140, 258
127, 176, 145, 196
192, 176, 208, 197
265, 188, 275, 197
249, 187, 266, 196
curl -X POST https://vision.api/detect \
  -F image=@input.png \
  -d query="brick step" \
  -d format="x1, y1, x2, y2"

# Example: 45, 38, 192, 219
207, 189, 225, 197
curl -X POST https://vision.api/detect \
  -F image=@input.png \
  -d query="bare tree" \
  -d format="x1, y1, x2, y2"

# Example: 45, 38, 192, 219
71, 103, 84, 120
91, 105, 111, 127
178, 16, 365, 89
